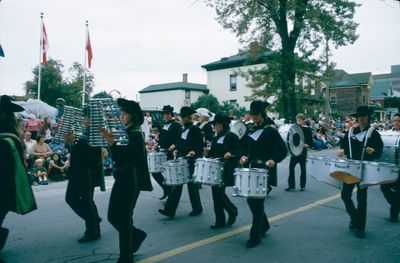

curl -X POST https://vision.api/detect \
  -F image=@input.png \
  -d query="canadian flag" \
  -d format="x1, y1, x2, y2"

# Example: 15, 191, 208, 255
86, 30, 93, 68
41, 23, 49, 64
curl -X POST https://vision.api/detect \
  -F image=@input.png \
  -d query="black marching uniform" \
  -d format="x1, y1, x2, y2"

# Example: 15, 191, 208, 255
340, 124, 383, 234
109, 125, 153, 262
198, 121, 214, 146
65, 137, 103, 241
161, 122, 203, 217
152, 119, 182, 197
240, 122, 287, 246
380, 128, 400, 222
287, 125, 313, 190
207, 129, 239, 227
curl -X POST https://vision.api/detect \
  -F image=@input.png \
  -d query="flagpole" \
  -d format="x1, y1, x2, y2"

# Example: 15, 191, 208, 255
37, 13, 44, 100
82, 20, 88, 106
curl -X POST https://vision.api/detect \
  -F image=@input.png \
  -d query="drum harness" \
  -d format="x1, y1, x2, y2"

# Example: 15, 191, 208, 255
348, 125, 376, 184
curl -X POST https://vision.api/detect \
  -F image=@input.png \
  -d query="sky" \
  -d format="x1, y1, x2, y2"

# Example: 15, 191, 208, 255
0, 0, 399, 100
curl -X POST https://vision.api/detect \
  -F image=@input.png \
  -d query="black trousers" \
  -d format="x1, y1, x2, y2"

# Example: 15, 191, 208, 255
380, 181, 400, 218
65, 176, 100, 235
108, 173, 141, 261
341, 183, 368, 230
164, 182, 202, 213
152, 172, 170, 195
247, 198, 270, 242
211, 186, 237, 225
288, 154, 306, 189
0, 207, 7, 229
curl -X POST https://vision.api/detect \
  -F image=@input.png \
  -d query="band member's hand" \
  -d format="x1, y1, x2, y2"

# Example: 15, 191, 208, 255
203, 147, 210, 155
365, 147, 375, 155
98, 127, 114, 146
266, 159, 275, 168
224, 152, 232, 159
169, 144, 176, 152
337, 149, 345, 157
153, 143, 159, 150
240, 156, 248, 164
63, 134, 75, 143
173, 150, 178, 159
186, 151, 195, 157
304, 143, 309, 148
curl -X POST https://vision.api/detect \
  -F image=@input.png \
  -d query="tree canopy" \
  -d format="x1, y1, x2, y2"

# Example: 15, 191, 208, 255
24, 59, 94, 107
205, 0, 359, 121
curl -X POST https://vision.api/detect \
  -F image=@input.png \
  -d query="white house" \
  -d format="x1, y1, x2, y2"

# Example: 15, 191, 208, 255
201, 52, 272, 109
138, 74, 208, 111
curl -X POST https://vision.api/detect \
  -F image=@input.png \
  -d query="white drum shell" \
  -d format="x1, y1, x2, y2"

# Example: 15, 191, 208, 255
193, 158, 224, 186
161, 159, 190, 185
378, 133, 400, 164
329, 158, 363, 180
147, 152, 167, 173
307, 156, 342, 189
361, 161, 399, 187
233, 168, 268, 198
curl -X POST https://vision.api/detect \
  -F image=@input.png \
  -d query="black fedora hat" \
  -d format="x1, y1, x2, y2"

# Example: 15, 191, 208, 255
162, 105, 174, 114
350, 106, 374, 118
250, 100, 270, 115
0, 95, 24, 113
180, 106, 196, 118
210, 113, 231, 125
117, 98, 144, 125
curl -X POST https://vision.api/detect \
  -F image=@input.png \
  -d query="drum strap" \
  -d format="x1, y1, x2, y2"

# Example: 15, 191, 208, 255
348, 127, 354, 159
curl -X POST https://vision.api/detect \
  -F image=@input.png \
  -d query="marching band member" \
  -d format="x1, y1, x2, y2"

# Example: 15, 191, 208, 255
0, 95, 36, 254
64, 106, 103, 243
239, 101, 287, 248
159, 106, 203, 218
205, 113, 239, 229
100, 99, 153, 263
196, 108, 214, 147
152, 105, 182, 200
380, 113, 400, 222
286, 113, 313, 191
337, 106, 383, 238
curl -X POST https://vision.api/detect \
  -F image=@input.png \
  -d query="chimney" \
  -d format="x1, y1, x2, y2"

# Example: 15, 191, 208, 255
183, 73, 188, 83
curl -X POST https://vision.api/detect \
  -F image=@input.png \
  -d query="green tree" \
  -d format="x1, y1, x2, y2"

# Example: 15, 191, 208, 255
190, 94, 220, 113
24, 59, 94, 107
205, 0, 359, 121
93, 91, 112, 99
384, 97, 400, 111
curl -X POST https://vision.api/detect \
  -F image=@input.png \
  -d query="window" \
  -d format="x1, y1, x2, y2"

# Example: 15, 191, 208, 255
330, 96, 337, 104
362, 96, 366, 103
229, 75, 237, 91
185, 90, 191, 100
229, 99, 237, 107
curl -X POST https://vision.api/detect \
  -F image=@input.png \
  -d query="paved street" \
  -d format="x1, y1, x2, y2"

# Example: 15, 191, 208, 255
1, 149, 400, 263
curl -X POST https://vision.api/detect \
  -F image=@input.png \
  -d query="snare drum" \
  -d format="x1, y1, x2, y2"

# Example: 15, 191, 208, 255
360, 161, 399, 187
193, 158, 224, 186
233, 168, 268, 198
329, 158, 363, 184
161, 159, 190, 185
147, 152, 167, 173
307, 156, 341, 189
378, 132, 400, 164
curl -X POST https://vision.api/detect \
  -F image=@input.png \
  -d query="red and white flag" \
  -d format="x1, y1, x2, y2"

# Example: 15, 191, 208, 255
86, 30, 93, 68
41, 23, 49, 64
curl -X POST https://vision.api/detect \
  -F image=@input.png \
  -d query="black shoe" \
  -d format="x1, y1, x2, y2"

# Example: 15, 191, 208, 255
116, 256, 133, 263
285, 188, 295, 192
389, 217, 398, 223
354, 229, 365, 238
0, 228, 9, 251
261, 224, 271, 237
246, 239, 261, 248
227, 212, 238, 226
300, 187, 305, 191
132, 229, 147, 254
210, 223, 225, 229
189, 210, 202, 217
158, 209, 175, 219
78, 232, 101, 243
159, 193, 169, 200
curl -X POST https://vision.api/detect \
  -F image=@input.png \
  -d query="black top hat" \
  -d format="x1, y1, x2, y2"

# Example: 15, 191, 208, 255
350, 106, 374, 118
180, 106, 196, 118
0, 95, 24, 113
210, 113, 231, 125
117, 98, 144, 125
162, 105, 174, 114
250, 100, 270, 115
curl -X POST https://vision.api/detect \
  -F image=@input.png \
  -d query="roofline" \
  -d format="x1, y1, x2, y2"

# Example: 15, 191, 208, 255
201, 52, 273, 72
139, 86, 209, 94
